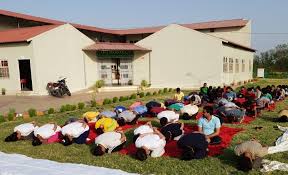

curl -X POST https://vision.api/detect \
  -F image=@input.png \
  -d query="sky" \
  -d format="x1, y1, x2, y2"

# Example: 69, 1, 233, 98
0, 0, 288, 52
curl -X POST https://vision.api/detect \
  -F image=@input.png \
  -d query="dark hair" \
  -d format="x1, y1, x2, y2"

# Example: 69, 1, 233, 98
181, 148, 195, 160
93, 145, 105, 156
238, 155, 253, 172
182, 113, 191, 120
117, 117, 126, 126
203, 106, 213, 115
135, 148, 148, 161
176, 88, 180, 92
96, 128, 104, 135
4, 132, 18, 142
190, 96, 196, 102
32, 137, 42, 146
163, 131, 172, 141
133, 134, 140, 143
278, 115, 288, 122
160, 117, 168, 126
61, 135, 73, 146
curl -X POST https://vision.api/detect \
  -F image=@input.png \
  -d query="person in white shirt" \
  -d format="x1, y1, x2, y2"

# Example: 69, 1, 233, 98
5, 122, 38, 142
116, 110, 140, 126
32, 123, 61, 146
180, 104, 199, 120
93, 131, 126, 156
61, 120, 90, 146
133, 121, 155, 143
157, 110, 179, 126
135, 129, 166, 161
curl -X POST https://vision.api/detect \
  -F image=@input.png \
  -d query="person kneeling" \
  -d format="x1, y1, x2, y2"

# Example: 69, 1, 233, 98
93, 131, 126, 156
61, 120, 90, 146
116, 110, 141, 126
160, 122, 184, 141
135, 130, 166, 161
32, 123, 61, 146
198, 106, 222, 145
5, 122, 38, 142
177, 132, 208, 160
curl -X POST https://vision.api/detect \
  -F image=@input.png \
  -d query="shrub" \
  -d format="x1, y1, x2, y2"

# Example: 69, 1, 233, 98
139, 92, 145, 98
65, 104, 73, 111
168, 88, 173, 92
71, 105, 77, 111
119, 96, 125, 102
163, 88, 168, 93
146, 92, 151, 96
153, 91, 158, 96
158, 89, 163, 94
141, 80, 148, 87
28, 108, 37, 117
0, 114, 5, 123
78, 102, 85, 110
95, 80, 105, 88
60, 105, 66, 113
112, 97, 119, 103
91, 100, 97, 107
103, 98, 112, 105
130, 93, 137, 99
48, 108, 55, 114
125, 96, 130, 101
128, 80, 133, 85
7, 108, 15, 121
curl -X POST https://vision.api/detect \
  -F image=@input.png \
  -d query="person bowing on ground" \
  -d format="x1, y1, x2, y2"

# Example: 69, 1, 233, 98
93, 131, 127, 156
5, 122, 38, 142
32, 122, 61, 146
198, 106, 222, 144
61, 120, 90, 146
135, 129, 166, 161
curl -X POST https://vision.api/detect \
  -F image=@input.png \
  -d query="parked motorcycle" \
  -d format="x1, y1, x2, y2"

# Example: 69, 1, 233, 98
46, 77, 71, 97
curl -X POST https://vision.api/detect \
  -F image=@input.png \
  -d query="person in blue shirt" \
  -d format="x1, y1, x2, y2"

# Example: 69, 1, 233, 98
198, 106, 222, 144
224, 86, 237, 102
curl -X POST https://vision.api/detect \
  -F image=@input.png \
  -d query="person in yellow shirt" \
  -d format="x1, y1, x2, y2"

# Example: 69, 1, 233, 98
174, 88, 184, 102
95, 117, 119, 134
82, 111, 99, 122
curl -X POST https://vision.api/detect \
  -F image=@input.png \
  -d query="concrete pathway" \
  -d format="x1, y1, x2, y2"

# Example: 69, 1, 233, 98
0, 89, 157, 114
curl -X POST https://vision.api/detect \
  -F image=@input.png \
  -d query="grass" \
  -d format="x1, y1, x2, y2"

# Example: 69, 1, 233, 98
1, 79, 288, 174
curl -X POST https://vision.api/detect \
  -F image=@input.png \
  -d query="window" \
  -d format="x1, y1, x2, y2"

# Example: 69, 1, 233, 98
0, 60, 9, 78
229, 58, 233, 73
249, 60, 252, 72
223, 57, 228, 73
242, 59, 245, 72
122, 74, 129, 78
120, 65, 128, 69
101, 74, 108, 79
235, 59, 239, 73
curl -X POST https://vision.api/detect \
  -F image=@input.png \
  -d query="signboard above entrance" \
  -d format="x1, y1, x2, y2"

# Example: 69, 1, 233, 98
97, 51, 134, 58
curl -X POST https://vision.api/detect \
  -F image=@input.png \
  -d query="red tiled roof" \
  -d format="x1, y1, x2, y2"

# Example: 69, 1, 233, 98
83, 42, 150, 51
0, 9, 248, 35
114, 19, 249, 35
0, 9, 63, 25
0, 25, 59, 44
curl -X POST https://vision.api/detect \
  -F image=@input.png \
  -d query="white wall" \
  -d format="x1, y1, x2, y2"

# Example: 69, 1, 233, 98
201, 21, 252, 47
221, 45, 254, 85
31, 24, 95, 95
0, 43, 34, 94
132, 51, 150, 85
136, 24, 223, 89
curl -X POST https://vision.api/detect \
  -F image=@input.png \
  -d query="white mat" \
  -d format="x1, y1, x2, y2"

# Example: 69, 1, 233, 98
0, 152, 138, 175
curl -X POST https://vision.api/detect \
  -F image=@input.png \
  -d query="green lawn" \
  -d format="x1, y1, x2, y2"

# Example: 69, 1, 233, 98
1, 79, 288, 175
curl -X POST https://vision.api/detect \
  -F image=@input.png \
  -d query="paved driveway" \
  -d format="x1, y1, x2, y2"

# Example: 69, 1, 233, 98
0, 90, 145, 114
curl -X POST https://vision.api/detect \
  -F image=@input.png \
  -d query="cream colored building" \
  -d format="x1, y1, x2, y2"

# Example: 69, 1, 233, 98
0, 9, 255, 95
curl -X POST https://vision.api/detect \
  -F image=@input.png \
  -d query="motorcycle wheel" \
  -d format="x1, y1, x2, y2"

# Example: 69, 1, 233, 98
66, 89, 71, 96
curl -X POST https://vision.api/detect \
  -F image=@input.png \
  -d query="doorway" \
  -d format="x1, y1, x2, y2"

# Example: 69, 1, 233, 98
18, 60, 33, 91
